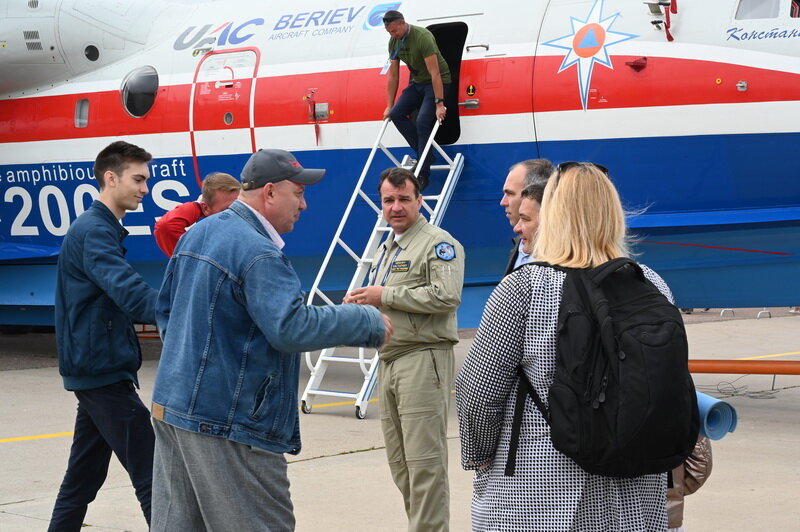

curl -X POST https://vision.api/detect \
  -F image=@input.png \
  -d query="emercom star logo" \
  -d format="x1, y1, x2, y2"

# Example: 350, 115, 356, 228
543, 0, 638, 110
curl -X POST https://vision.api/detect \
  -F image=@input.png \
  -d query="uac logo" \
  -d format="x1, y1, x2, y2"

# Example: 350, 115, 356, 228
174, 19, 265, 50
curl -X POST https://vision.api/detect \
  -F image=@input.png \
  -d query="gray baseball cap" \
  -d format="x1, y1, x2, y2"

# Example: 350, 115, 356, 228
240, 149, 325, 190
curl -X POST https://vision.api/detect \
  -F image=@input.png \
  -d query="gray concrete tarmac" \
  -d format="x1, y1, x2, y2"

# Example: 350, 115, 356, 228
1, 309, 798, 531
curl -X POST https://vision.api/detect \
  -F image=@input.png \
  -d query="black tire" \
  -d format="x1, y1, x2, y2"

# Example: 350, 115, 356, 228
301, 401, 312, 414
355, 406, 367, 419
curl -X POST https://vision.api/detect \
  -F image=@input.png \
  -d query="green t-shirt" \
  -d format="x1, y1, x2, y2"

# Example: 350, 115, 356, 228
388, 25, 451, 84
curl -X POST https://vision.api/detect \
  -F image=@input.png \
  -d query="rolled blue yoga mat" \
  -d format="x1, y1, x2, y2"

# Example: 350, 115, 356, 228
696, 391, 738, 440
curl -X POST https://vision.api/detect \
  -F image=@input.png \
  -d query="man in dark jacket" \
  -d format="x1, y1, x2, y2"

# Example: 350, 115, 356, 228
501, 159, 553, 275
49, 141, 158, 531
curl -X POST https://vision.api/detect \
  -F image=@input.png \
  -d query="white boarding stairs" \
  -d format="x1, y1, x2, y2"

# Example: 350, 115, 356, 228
300, 118, 464, 419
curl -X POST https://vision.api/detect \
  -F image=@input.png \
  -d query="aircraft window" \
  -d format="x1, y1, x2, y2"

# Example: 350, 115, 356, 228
121, 66, 159, 118
735, 0, 780, 19
792, 0, 800, 17
84, 45, 99, 62
74, 99, 89, 128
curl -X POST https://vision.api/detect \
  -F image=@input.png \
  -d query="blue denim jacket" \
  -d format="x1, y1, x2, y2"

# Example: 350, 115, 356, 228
55, 200, 157, 391
152, 201, 386, 454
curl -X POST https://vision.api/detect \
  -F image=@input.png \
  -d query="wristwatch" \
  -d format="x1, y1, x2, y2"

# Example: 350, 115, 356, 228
434, 98, 445, 105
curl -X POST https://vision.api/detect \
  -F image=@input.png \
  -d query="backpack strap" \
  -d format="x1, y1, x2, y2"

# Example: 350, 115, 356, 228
587, 257, 644, 286
574, 265, 621, 367
505, 366, 549, 476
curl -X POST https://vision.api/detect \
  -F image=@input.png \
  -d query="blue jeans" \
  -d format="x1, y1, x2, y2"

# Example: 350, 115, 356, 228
389, 82, 450, 175
48, 381, 154, 532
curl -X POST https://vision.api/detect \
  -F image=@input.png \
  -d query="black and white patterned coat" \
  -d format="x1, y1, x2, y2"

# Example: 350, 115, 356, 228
455, 263, 674, 531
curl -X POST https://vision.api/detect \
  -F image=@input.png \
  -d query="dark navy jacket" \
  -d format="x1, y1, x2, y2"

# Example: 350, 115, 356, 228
55, 200, 157, 390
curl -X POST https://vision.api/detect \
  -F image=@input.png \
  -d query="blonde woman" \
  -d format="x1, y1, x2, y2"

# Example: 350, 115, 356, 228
455, 163, 675, 531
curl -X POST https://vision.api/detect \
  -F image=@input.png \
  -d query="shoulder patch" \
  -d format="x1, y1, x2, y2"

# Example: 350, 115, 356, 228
435, 242, 456, 261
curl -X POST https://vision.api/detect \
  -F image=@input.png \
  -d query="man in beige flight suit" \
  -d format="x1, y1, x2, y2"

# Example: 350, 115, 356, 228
345, 167, 464, 531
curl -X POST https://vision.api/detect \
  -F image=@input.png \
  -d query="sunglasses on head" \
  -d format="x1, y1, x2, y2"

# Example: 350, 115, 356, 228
556, 161, 609, 175
553, 161, 609, 186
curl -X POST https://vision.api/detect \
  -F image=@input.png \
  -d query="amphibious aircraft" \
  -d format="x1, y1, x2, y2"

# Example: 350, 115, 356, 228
1, 0, 799, 327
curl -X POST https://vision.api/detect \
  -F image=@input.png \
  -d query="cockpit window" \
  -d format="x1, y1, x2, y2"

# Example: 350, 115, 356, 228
121, 66, 159, 118
791, 0, 800, 17
735, 0, 780, 19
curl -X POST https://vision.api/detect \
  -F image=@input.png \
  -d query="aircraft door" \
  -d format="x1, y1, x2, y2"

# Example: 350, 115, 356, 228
426, 22, 468, 145
190, 48, 260, 185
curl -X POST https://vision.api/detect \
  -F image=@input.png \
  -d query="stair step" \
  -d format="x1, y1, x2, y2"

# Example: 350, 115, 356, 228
306, 389, 359, 399
319, 355, 375, 364
300, 121, 462, 415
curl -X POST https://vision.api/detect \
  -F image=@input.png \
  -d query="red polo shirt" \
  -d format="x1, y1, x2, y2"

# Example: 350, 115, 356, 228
153, 201, 203, 257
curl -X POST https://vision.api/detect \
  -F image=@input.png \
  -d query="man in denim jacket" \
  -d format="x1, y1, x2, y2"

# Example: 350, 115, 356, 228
50, 141, 158, 531
150, 149, 392, 531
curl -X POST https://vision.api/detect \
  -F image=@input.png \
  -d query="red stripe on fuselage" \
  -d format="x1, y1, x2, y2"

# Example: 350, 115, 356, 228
1, 56, 798, 143
534, 56, 800, 112
642, 241, 793, 255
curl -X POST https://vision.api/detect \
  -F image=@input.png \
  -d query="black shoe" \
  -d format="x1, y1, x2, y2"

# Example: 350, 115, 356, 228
416, 168, 430, 191
411, 154, 435, 171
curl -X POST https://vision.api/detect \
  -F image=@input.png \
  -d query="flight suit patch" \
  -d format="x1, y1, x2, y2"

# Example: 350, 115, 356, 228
435, 242, 456, 261
391, 260, 410, 272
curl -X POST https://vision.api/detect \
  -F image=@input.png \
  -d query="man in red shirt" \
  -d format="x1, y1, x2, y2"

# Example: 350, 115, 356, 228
154, 172, 241, 256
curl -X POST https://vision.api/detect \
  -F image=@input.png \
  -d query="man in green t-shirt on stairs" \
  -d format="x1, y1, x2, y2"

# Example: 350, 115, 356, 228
382, 10, 451, 191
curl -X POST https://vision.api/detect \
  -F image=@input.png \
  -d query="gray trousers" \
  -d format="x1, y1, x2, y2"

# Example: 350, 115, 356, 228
151, 419, 295, 531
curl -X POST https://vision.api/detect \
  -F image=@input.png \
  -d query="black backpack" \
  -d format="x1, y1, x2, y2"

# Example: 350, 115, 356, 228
505, 258, 699, 478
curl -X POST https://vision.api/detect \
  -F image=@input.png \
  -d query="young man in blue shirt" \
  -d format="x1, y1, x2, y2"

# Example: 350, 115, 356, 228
49, 141, 158, 531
